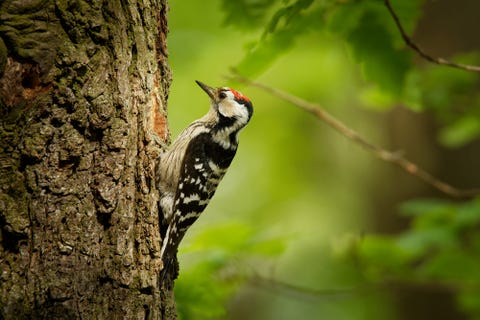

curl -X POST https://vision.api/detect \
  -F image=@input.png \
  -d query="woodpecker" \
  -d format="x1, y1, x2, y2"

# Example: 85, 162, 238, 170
157, 80, 253, 284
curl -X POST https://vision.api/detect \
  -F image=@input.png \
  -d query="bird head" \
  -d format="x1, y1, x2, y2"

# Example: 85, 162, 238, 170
196, 80, 253, 129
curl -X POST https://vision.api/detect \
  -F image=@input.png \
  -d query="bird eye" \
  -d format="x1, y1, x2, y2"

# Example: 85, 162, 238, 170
219, 92, 227, 99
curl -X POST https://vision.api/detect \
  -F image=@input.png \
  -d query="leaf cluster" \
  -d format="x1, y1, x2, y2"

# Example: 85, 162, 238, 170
223, 0, 480, 146
172, 1, 480, 318
357, 198, 480, 317
175, 223, 286, 319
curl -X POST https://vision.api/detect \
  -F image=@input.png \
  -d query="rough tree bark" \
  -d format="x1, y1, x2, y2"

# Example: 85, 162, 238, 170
0, 0, 176, 318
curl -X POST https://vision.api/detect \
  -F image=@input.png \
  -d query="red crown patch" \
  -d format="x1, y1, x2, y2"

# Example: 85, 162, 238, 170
230, 89, 250, 103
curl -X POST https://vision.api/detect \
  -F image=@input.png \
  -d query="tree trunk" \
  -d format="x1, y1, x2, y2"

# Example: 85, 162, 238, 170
0, 0, 175, 318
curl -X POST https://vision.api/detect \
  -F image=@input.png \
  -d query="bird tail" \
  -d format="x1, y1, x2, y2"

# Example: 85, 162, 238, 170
159, 253, 179, 289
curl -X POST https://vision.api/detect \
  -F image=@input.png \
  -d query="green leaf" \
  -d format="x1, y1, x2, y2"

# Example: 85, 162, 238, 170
358, 236, 414, 275
420, 60, 478, 114
387, 0, 424, 35
397, 227, 457, 257
399, 198, 452, 217
347, 11, 411, 96
176, 264, 234, 320
175, 222, 286, 319
419, 250, 480, 282
453, 198, 480, 229
359, 85, 396, 110
235, 0, 318, 78
220, 0, 279, 30
235, 29, 296, 78
325, 2, 365, 35
262, 0, 314, 37
439, 116, 480, 147
327, 0, 424, 106
402, 69, 423, 111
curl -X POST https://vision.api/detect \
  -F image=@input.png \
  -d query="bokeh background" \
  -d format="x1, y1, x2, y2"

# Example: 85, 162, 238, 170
166, 1, 480, 319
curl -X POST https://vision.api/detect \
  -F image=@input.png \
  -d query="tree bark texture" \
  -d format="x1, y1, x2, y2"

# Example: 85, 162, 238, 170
0, 0, 175, 318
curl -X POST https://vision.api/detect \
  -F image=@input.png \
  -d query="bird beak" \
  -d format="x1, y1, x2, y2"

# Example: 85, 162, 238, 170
195, 80, 215, 100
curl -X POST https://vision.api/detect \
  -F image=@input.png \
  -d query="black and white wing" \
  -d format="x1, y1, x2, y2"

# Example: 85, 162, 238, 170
159, 132, 236, 283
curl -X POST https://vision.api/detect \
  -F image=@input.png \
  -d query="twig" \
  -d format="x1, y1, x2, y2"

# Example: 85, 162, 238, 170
249, 274, 358, 300
230, 73, 480, 199
247, 274, 458, 301
385, 0, 480, 72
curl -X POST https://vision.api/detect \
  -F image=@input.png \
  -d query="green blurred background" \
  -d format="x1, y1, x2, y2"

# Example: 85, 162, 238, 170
166, 0, 480, 319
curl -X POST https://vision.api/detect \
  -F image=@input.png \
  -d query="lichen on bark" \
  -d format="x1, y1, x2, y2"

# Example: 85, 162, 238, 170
0, 0, 174, 318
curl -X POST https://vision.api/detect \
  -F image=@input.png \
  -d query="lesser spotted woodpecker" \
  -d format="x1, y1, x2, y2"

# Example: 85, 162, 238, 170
157, 80, 253, 284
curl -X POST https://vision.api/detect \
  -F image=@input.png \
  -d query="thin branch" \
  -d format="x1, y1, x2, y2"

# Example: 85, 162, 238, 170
230, 73, 480, 199
385, 0, 480, 72
249, 274, 359, 300
247, 274, 459, 301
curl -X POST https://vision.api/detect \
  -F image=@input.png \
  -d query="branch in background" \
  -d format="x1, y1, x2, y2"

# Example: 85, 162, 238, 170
248, 274, 456, 301
231, 73, 480, 199
249, 274, 357, 300
384, 0, 480, 73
